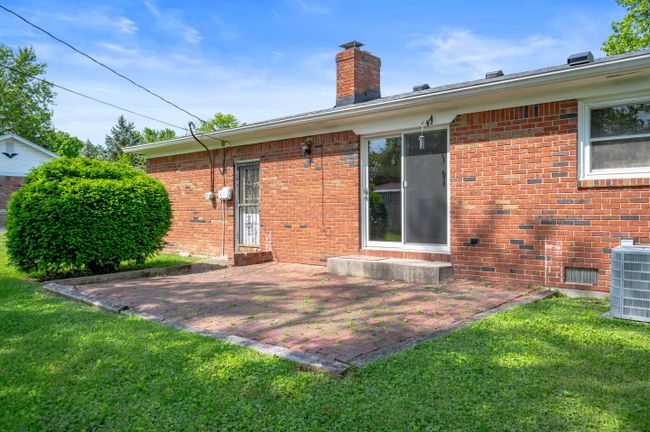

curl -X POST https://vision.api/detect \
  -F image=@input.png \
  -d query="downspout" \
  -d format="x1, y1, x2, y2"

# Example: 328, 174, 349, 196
220, 146, 230, 257
188, 122, 215, 194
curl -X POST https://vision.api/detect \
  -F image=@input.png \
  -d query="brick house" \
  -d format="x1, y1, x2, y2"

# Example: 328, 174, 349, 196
125, 43, 650, 293
0, 133, 58, 225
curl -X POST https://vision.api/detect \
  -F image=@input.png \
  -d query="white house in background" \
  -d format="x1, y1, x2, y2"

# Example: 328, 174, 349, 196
0, 133, 59, 177
1, 133, 59, 215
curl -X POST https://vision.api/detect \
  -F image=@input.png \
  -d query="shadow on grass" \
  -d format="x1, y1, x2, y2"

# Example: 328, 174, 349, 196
1, 277, 649, 431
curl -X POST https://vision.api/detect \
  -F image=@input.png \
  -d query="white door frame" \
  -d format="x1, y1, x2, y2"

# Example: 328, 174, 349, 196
360, 126, 451, 253
235, 160, 261, 251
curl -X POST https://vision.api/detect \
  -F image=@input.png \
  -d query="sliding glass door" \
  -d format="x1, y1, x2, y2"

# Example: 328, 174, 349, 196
367, 136, 402, 243
403, 130, 448, 245
363, 128, 448, 250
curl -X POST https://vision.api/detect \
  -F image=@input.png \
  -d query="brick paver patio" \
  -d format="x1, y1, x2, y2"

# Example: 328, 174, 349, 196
78, 262, 537, 365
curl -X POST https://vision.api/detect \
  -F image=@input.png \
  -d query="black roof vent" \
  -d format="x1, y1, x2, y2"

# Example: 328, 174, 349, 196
485, 70, 504, 79
567, 51, 594, 66
412, 83, 430, 92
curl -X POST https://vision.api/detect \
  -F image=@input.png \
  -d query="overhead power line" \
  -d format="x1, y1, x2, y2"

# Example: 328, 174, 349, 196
0, 62, 188, 131
0, 3, 208, 124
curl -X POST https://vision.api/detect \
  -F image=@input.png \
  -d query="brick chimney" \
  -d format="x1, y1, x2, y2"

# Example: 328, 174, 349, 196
336, 41, 381, 106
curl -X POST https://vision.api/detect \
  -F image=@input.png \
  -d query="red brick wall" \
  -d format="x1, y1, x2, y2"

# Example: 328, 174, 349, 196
0, 176, 24, 210
147, 131, 360, 265
148, 99, 648, 292
336, 47, 380, 105
450, 99, 650, 292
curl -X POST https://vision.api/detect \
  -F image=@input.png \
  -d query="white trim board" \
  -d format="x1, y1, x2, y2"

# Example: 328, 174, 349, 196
126, 52, 650, 159
578, 91, 650, 180
136, 75, 649, 160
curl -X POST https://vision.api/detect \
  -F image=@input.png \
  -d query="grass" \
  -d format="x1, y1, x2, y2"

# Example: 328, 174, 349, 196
1, 236, 650, 430
0, 231, 198, 280
118, 251, 199, 272
383, 231, 401, 242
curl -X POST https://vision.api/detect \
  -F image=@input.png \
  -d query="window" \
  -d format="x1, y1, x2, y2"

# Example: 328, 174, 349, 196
581, 96, 650, 179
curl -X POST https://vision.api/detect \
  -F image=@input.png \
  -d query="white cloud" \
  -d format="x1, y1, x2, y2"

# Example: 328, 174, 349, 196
301, 50, 336, 79
143, 0, 161, 18
39, 39, 333, 143
143, 0, 202, 44
211, 15, 239, 41
409, 28, 561, 81
292, 0, 331, 15
54, 8, 138, 34
20, 2, 612, 149
112, 17, 138, 34
97, 42, 139, 57
406, 14, 616, 88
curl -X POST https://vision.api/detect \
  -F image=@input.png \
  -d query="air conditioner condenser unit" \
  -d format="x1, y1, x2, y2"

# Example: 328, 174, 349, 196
611, 245, 650, 323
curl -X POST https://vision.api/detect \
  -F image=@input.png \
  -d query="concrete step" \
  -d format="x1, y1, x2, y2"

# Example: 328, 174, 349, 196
327, 255, 454, 285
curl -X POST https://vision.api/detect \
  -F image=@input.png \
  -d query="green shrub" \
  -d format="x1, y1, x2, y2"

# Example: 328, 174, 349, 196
6, 158, 172, 274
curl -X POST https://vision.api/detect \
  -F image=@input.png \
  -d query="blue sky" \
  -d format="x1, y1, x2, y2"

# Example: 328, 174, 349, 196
1, 0, 624, 144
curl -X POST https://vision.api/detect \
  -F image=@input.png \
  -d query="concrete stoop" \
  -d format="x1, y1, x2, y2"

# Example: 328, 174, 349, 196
327, 255, 454, 284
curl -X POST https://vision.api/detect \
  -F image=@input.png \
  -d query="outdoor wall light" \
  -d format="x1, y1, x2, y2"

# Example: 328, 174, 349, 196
301, 140, 313, 157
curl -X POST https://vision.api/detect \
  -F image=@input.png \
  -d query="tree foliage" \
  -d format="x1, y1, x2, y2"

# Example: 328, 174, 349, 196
603, 0, 650, 55
199, 112, 240, 132
105, 115, 144, 169
80, 139, 106, 160
140, 127, 176, 143
591, 102, 650, 137
5, 158, 171, 275
0, 44, 55, 149
368, 137, 401, 187
105, 115, 140, 159
46, 130, 84, 157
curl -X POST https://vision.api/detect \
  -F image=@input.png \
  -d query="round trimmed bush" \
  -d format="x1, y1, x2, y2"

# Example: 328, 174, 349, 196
6, 158, 172, 274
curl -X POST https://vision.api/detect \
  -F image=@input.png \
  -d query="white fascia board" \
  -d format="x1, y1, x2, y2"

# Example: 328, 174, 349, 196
355, 74, 650, 136
126, 53, 650, 158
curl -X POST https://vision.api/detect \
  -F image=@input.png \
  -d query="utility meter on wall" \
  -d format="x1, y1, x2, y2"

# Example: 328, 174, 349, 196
217, 187, 232, 201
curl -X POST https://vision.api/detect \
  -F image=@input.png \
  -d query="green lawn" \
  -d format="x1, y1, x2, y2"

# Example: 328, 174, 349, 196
1, 235, 649, 430
0, 231, 198, 280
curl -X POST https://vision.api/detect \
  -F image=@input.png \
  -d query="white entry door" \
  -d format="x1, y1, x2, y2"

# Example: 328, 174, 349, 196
362, 128, 449, 252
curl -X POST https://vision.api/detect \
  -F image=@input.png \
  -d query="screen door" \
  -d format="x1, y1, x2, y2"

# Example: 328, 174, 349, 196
403, 130, 448, 245
237, 162, 260, 247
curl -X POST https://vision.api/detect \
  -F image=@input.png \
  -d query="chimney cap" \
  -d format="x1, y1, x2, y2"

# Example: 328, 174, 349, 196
340, 40, 364, 50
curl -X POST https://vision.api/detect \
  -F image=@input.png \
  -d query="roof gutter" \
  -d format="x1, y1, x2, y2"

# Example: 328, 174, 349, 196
125, 51, 650, 155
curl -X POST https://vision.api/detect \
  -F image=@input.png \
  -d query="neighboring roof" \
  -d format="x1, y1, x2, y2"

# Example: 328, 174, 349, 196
0, 133, 59, 158
125, 49, 650, 156
375, 183, 401, 192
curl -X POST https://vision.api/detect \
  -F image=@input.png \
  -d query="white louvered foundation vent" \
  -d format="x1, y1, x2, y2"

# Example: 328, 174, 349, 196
611, 246, 650, 323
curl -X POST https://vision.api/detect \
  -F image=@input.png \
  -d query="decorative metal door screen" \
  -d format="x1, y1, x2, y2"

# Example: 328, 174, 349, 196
236, 163, 260, 247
